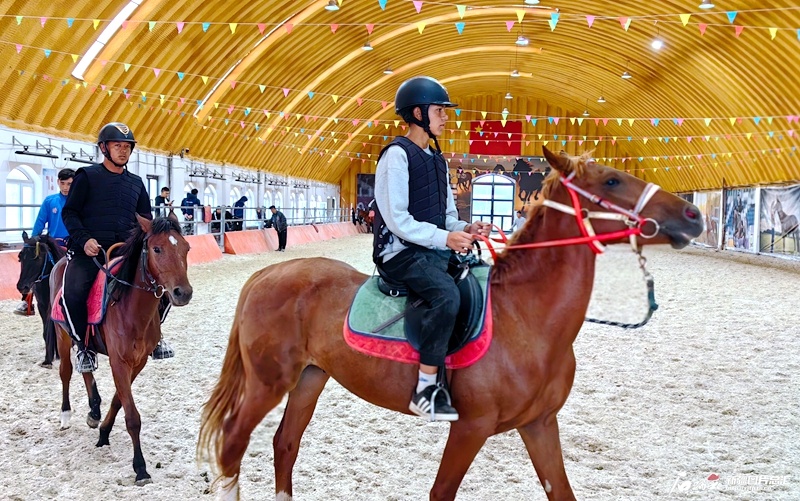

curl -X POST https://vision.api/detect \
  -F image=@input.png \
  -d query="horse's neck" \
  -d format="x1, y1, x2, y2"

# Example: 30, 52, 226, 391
492, 206, 597, 348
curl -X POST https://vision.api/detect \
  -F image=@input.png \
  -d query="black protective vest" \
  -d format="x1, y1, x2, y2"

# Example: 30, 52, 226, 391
77, 164, 146, 248
373, 137, 448, 262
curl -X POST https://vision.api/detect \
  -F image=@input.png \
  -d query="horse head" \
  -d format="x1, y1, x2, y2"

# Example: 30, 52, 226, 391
136, 213, 193, 306
17, 231, 45, 295
541, 146, 704, 248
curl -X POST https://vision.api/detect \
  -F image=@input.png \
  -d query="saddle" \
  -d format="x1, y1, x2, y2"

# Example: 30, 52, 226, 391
51, 257, 124, 337
344, 255, 493, 369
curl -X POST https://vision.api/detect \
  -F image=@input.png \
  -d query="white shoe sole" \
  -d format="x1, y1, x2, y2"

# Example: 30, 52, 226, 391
408, 401, 459, 422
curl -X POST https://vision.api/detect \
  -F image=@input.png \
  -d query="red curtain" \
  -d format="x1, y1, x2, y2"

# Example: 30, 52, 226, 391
468, 120, 522, 156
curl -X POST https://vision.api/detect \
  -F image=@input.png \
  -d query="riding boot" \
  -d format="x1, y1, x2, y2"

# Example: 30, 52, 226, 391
151, 338, 175, 359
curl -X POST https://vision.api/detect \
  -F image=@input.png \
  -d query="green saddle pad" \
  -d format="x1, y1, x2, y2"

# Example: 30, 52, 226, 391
348, 265, 491, 341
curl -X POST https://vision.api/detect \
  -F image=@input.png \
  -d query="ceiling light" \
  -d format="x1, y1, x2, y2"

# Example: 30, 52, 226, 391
362, 40, 373, 51
597, 95, 606, 103
699, 0, 714, 9
515, 35, 529, 46
505, 92, 513, 100
383, 67, 393, 75
510, 69, 520, 77
621, 70, 632, 79
651, 37, 664, 50
524, 0, 540, 4
324, 0, 340, 11
502, 107, 510, 114
582, 109, 590, 117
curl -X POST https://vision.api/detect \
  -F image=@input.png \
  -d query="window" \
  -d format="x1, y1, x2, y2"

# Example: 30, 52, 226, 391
274, 191, 283, 210
288, 193, 296, 224
229, 187, 241, 207
5, 167, 36, 231
264, 190, 272, 210
471, 174, 516, 233
245, 189, 255, 227
146, 175, 159, 205
204, 185, 217, 207
298, 192, 306, 222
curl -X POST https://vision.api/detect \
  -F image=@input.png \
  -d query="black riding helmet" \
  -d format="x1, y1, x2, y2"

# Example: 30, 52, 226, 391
395, 76, 457, 152
98, 122, 136, 168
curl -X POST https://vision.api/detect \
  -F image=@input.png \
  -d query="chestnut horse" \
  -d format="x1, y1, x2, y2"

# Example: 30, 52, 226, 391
17, 232, 65, 367
198, 147, 703, 500
50, 214, 192, 485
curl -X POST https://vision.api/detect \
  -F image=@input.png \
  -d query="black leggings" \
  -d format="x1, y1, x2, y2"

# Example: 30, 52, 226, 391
61, 252, 103, 346
380, 247, 459, 366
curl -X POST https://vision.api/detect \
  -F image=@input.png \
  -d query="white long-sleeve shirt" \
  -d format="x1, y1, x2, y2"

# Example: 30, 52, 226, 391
374, 144, 467, 261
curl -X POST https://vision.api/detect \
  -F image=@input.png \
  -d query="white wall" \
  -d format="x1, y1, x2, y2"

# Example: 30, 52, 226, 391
0, 124, 340, 243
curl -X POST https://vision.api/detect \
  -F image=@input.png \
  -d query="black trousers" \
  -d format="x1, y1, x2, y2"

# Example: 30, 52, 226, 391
380, 247, 459, 366
277, 229, 287, 250
62, 252, 103, 346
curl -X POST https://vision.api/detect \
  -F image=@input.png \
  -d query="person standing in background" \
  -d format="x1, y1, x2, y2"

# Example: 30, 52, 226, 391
267, 205, 288, 251
154, 187, 171, 217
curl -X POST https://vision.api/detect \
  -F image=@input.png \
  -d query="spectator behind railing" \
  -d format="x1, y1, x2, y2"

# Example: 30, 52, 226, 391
180, 189, 203, 235
154, 187, 172, 217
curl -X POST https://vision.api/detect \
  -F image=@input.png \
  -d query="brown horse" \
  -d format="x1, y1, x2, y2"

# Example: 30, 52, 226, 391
50, 214, 192, 485
198, 147, 703, 500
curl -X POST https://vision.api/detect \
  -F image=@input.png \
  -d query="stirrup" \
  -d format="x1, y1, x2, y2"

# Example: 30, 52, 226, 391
76, 350, 97, 373
151, 339, 175, 359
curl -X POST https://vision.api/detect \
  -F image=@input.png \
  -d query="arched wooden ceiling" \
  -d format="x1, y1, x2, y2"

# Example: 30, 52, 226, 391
2, 0, 800, 192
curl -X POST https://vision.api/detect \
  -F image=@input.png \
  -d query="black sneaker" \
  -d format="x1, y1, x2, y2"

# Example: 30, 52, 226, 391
76, 350, 97, 373
409, 385, 459, 422
13, 301, 34, 317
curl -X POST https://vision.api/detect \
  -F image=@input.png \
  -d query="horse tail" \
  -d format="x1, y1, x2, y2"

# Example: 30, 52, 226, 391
197, 317, 245, 475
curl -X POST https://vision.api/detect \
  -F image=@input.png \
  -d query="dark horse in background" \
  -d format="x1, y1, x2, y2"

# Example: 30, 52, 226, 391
50, 214, 192, 485
456, 167, 472, 191
198, 146, 704, 500
17, 232, 65, 368
512, 157, 548, 204
770, 198, 800, 252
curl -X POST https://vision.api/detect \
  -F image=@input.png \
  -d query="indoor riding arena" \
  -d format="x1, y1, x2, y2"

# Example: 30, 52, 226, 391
1, 1, 798, 501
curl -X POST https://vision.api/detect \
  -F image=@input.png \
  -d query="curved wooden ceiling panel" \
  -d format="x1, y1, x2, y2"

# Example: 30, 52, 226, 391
2, 1, 799, 192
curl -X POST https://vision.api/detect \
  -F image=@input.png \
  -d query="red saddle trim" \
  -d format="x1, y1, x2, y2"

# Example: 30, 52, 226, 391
51, 257, 124, 327
343, 294, 493, 370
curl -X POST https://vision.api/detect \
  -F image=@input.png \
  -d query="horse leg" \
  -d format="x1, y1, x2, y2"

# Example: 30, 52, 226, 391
108, 358, 151, 485
97, 359, 145, 447
429, 423, 489, 501
273, 366, 329, 499
517, 415, 576, 501
82, 374, 102, 428
56, 325, 73, 429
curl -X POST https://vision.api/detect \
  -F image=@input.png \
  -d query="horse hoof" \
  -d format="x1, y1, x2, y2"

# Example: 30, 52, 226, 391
60, 410, 72, 429
135, 475, 152, 486
87, 414, 100, 429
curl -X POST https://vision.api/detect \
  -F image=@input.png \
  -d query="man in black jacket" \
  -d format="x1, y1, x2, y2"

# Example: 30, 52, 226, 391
61, 123, 173, 373
267, 205, 288, 251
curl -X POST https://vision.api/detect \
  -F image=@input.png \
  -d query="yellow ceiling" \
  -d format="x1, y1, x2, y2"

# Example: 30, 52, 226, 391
2, 0, 800, 192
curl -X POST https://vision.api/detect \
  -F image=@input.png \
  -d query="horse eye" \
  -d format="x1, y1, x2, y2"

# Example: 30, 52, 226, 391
153, 247, 161, 254
605, 178, 620, 187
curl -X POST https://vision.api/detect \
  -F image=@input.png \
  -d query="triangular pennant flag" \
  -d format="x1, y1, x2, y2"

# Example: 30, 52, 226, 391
283, 88, 290, 97
381, 101, 388, 109
258, 84, 266, 93
177, 22, 185, 33
548, 13, 559, 31
456, 5, 466, 18
729, 117, 736, 125
43, 49, 51, 58
201, 75, 209, 84
553, 117, 560, 125
379, 0, 388, 9
767, 116, 774, 124
617, 118, 623, 126
202, 22, 210, 32
40, 17, 47, 27
121, 20, 129, 29
332, 95, 339, 103
153, 68, 161, 77
366, 24, 375, 34
569, 117, 576, 125
506, 21, 515, 32
619, 17, 631, 31
413, 0, 423, 13
726, 11, 737, 23
15, 44, 22, 54
307, 91, 314, 99
769, 27, 778, 40
516, 9, 525, 22
586, 15, 595, 28
456, 120, 462, 128
123, 63, 131, 71
149, 21, 156, 32
481, 111, 488, 119
417, 22, 426, 34
754, 116, 761, 125
257, 23, 266, 35
704, 118, 712, 126
698, 24, 707, 35
229, 23, 237, 34
93, 19, 100, 30
331, 24, 338, 33
67, 18, 74, 28
285, 23, 293, 34
177, 72, 185, 80
15, 16, 22, 25
735, 25, 744, 37
357, 97, 363, 106
455, 22, 465, 34
627, 118, 634, 126
680, 13, 691, 26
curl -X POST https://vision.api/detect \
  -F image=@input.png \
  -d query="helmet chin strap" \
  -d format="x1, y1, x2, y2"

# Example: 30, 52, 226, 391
101, 142, 129, 169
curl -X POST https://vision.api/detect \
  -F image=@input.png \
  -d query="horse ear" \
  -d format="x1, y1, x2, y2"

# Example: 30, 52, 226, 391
167, 209, 179, 224
136, 214, 152, 233
22, 231, 29, 242
542, 145, 571, 173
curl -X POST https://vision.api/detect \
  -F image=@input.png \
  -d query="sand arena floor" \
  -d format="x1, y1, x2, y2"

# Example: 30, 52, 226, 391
1, 234, 798, 500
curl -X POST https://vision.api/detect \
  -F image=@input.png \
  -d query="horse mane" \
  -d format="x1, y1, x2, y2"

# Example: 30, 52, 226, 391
37, 234, 66, 261
110, 217, 181, 298
539, 150, 593, 200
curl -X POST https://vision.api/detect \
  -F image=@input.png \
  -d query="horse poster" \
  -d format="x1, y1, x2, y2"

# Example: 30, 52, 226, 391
692, 191, 722, 248
723, 188, 756, 253
759, 184, 800, 256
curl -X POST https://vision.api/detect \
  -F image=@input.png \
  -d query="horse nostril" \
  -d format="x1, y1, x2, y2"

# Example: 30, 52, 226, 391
684, 207, 699, 221
173, 287, 182, 298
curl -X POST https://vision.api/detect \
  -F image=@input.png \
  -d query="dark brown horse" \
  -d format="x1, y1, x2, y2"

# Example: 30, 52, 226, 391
198, 147, 703, 500
50, 214, 192, 485
17, 232, 65, 367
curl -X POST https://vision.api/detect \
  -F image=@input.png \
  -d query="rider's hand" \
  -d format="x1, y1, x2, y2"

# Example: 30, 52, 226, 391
84, 238, 102, 257
446, 231, 475, 253
465, 221, 492, 237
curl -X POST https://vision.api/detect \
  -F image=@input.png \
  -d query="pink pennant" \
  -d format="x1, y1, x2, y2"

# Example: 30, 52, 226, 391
230, 81, 237, 89
40, 17, 46, 27
594, 118, 600, 126
227, 105, 235, 114
121, 20, 129, 30
401, 125, 406, 131
553, 117, 560, 125
507, 141, 512, 146
725, 134, 731, 140
468, 140, 474, 145
734, 25, 744, 37
602, 118, 609, 126
787, 115, 796, 123
304, 115, 310, 122
366, 24, 374, 34
352, 119, 360, 126
687, 137, 693, 142
240, 121, 245, 128
698, 23, 707, 35
493, 132, 499, 138
789, 130, 795, 137
362, 142, 366, 147
179, 97, 185, 105
413, 0, 423, 13
676, 167, 681, 171
153, 68, 161, 77
586, 15, 595, 28
506, 21, 515, 32
331, 24, 338, 33
650, 118, 657, 126
357, 97, 363, 106
611, 139, 616, 145
285, 23, 293, 34
258, 23, 266, 34
100, 60, 108, 66
677, 118, 685, 126
263, 109, 269, 116
177, 22, 185, 33
381, 101, 388, 109
737, 117, 743, 124
568, 135, 573, 140
618, 17, 629, 29
525, 141, 530, 146
479, 120, 485, 127
374, 120, 380, 126
578, 140, 584, 146
101, 85, 106, 91
525, 115, 531, 122
282, 88, 290, 97
15, 44, 22, 53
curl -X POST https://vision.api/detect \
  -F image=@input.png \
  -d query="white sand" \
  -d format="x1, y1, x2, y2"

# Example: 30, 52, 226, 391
1, 235, 798, 500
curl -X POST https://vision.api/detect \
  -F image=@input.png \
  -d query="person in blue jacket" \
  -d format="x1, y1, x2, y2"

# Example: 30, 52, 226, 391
15, 168, 75, 316
232, 196, 248, 231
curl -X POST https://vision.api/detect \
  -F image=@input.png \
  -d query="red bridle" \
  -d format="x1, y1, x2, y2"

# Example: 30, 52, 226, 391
476, 166, 662, 260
